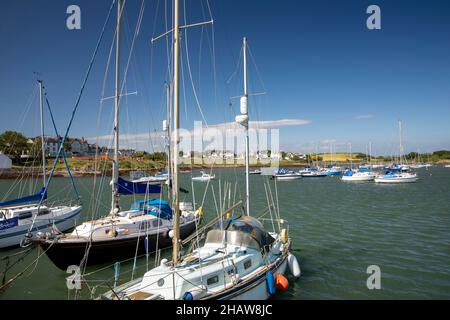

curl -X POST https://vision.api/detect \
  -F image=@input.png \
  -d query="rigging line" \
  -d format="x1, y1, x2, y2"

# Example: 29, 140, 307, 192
44, 94, 80, 200
182, 1, 209, 128
0, 241, 55, 292
29, 0, 117, 234
180, 40, 189, 121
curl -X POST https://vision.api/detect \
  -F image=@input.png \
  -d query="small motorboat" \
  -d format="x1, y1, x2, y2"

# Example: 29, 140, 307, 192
192, 171, 215, 182
249, 169, 262, 175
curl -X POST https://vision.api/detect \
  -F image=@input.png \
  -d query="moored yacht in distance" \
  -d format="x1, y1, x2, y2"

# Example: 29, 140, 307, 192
341, 168, 377, 181
374, 167, 418, 184
192, 170, 216, 181
272, 168, 302, 180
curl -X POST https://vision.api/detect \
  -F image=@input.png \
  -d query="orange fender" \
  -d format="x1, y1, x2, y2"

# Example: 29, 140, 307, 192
275, 273, 289, 292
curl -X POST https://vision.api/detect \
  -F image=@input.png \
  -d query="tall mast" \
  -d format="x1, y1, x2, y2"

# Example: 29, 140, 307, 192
172, 0, 181, 265
243, 37, 250, 216
349, 142, 353, 169
111, 0, 122, 213
165, 83, 171, 202
38, 80, 46, 187
398, 120, 402, 164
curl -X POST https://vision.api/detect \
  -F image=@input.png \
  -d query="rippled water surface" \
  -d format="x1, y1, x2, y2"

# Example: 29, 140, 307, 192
1, 166, 449, 299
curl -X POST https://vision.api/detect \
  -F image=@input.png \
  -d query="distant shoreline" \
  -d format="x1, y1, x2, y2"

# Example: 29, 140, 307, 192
1, 160, 449, 179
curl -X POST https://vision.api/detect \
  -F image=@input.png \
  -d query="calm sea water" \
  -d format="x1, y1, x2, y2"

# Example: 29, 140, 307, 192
1, 166, 450, 299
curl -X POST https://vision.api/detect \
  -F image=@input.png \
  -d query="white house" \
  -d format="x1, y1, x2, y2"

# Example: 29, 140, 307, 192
0, 153, 12, 169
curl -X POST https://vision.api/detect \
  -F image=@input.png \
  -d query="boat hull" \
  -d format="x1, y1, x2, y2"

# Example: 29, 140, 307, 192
272, 174, 302, 181
341, 175, 375, 181
374, 176, 418, 183
0, 206, 81, 249
35, 219, 197, 270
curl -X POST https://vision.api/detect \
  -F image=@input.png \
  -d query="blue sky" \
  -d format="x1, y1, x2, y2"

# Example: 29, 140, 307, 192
0, 0, 449, 155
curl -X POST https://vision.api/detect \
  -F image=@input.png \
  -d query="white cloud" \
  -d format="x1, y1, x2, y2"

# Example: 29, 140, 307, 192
207, 119, 311, 130
353, 114, 374, 120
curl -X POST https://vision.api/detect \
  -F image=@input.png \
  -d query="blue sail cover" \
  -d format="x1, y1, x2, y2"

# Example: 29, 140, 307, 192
0, 187, 47, 207
118, 177, 161, 195
131, 199, 173, 220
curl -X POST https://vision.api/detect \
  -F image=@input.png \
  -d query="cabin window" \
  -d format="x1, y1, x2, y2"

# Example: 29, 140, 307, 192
157, 278, 165, 287
152, 219, 162, 228
244, 259, 252, 270
207, 275, 219, 285
140, 222, 149, 231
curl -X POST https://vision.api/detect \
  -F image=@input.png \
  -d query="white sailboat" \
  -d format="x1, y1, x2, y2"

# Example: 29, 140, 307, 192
33, 1, 201, 270
375, 121, 418, 184
100, 8, 299, 299
341, 143, 376, 181
0, 80, 81, 249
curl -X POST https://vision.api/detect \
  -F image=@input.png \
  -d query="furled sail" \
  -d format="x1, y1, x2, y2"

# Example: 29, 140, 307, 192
117, 177, 161, 195
0, 187, 47, 207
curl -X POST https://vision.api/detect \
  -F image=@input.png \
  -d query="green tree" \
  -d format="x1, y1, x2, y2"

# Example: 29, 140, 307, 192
0, 131, 30, 161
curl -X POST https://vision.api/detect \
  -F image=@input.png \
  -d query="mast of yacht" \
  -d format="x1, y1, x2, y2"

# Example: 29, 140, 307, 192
235, 37, 250, 216
38, 80, 46, 188
165, 83, 172, 202
111, 0, 122, 214
172, 0, 181, 265
243, 37, 250, 216
349, 142, 353, 169
398, 120, 403, 165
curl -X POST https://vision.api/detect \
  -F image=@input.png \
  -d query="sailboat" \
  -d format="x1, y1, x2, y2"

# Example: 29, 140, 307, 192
100, 7, 300, 299
341, 143, 376, 181
375, 121, 418, 184
33, 1, 201, 270
0, 80, 82, 248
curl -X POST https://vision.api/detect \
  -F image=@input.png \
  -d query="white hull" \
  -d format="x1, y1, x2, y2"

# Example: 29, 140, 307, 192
273, 174, 302, 181
228, 260, 288, 300
374, 176, 418, 183
341, 175, 375, 181
192, 176, 215, 182
0, 206, 81, 248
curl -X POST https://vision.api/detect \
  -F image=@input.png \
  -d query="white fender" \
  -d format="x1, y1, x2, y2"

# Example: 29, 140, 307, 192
288, 253, 301, 279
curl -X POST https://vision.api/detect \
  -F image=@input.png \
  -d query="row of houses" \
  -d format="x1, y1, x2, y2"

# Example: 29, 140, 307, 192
25, 137, 138, 158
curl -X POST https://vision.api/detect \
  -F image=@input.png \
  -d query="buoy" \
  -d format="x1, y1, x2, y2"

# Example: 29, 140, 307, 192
197, 206, 203, 218
280, 228, 288, 244
266, 271, 276, 295
275, 273, 289, 292
287, 253, 301, 279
